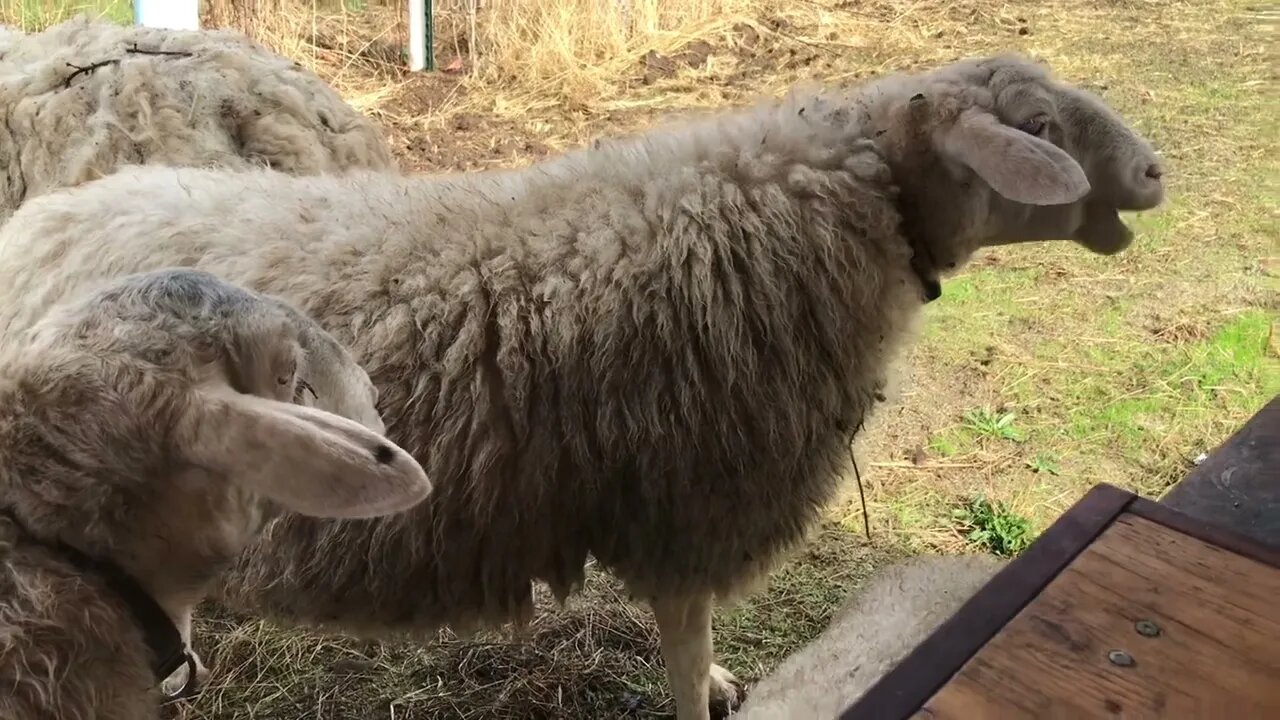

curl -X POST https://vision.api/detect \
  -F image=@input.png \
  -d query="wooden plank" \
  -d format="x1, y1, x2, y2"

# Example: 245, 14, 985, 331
838, 483, 1136, 720
1130, 493, 1280, 569
918, 514, 1280, 719
1157, 394, 1280, 548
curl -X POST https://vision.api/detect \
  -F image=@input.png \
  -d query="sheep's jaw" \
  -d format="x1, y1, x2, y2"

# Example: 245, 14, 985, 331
908, 252, 943, 303
1072, 203, 1136, 256
1072, 161, 1165, 255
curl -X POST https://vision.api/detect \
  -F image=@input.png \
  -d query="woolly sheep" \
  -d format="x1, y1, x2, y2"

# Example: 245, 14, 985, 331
0, 25, 17, 57
0, 268, 430, 719
0, 15, 395, 224
0, 53, 1164, 719
735, 554, 1005, 719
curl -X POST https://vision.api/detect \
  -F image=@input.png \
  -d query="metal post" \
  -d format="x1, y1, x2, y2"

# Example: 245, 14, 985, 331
408, 0, 435, 71
134, 0, 200, 30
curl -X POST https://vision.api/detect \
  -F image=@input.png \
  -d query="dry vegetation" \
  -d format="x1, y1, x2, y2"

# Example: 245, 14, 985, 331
2, 0, 1276, 717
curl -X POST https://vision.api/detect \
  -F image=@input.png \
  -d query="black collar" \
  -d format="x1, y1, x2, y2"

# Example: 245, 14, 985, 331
0, 507, 199, 702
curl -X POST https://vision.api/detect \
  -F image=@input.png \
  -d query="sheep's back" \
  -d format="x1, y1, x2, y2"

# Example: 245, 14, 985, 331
0, 139, 923, 631
0, 16, 395, 225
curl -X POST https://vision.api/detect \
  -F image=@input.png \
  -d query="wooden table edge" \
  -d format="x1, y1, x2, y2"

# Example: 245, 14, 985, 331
1125, 494, 1280, 570
837, 482, 1280, 719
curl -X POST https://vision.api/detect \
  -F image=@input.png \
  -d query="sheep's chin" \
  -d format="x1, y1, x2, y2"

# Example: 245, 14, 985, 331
1073, 204, 1134, 256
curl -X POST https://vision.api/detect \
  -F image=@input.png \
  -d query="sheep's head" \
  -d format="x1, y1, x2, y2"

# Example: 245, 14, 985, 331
263, 300, 387, 434
0, 268, 429, 602
866, 54, 1164, 294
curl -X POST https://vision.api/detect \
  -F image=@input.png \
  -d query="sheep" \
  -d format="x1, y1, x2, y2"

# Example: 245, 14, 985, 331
0, 25, 17, 57
0, 268, 430, 719
0, 53, 1165, 719
0, 15, 396, 225
735, 554, 1006, 719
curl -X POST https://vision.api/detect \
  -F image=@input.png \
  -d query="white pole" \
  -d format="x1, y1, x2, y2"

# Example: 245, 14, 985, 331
408, 0, 426, 71
134, 0, 200, 31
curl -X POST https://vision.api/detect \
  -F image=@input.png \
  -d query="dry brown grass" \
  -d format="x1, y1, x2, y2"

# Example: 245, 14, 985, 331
168, 527, 888, 719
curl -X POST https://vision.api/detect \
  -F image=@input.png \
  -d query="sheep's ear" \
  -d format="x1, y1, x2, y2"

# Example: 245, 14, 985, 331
939, 110, 1090, 205
182, 385, 430, 518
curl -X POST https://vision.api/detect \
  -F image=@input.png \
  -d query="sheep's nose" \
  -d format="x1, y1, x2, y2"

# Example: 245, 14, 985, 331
1144, 163, 1163, 180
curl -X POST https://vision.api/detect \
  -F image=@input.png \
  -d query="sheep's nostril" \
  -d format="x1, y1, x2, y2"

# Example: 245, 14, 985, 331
1144, 164, 1163, 181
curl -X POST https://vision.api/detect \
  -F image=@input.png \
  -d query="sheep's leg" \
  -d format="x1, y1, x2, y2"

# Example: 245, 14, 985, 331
160, 609, 210, 697
652, 593, 744, 720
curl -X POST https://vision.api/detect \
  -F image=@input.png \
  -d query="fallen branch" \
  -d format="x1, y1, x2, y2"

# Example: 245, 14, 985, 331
126, 43, 194, 58
63, 60, 118, 88
64, 45, 195, 89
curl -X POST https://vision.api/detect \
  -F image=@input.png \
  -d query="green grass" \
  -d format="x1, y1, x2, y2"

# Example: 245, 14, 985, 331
1026, 452, 1061, 476
963, 408, 1027, 442
0, 0, 131, 27
951, 495, 1034, 558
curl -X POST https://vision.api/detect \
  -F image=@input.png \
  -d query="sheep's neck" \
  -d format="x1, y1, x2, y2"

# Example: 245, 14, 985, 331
0, 506, 194, 685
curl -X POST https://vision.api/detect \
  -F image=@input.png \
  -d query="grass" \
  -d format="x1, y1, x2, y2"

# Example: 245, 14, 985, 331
5, 0, 1277, 717
0, 0, 128, 27
951, 495, 1034, 558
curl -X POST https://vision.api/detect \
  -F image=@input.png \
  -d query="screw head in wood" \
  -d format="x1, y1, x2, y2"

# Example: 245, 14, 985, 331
1135, 620, 1161, 637
1107, 649, 1136, 667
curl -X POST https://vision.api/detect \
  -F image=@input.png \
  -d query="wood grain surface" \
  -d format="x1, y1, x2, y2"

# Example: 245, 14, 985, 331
915, 513, 1280, 719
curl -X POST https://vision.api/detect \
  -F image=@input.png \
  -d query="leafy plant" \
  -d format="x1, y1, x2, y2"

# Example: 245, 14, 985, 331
1026, 452, 1061, 475
962, 407, 1026, 442
952, 495, 1033, 557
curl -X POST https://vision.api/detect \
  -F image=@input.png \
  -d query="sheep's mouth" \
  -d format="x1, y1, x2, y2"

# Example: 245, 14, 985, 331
909, 253, 943, 303
1073, 203, 1135, 256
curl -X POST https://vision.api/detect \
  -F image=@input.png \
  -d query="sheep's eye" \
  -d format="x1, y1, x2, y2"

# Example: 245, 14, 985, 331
1016, 116, 1048, 136
295, 379, 319, 402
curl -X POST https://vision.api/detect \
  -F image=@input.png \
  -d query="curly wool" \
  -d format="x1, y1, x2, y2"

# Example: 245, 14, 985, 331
0, 268, 427, 719
0, 54, 1164, 651
0, 16, 395, 224
0, 87, 922, 634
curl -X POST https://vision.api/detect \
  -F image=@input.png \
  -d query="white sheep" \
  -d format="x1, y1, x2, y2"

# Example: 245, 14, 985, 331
735, 554, 1005, 719
0, 24, 18, 56
0, 268, 430, 719
0, 53, 1164, 719
0, 15, 396, 224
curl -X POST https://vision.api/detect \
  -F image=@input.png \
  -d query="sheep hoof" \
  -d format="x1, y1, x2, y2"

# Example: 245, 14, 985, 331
709, 663, 746, 719
160, 651, 210, 699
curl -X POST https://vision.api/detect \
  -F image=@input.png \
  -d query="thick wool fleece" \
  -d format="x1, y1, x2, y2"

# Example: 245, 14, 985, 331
0, 90, 922, 633
0, 54, 1164, 645
0, 16, 395, 224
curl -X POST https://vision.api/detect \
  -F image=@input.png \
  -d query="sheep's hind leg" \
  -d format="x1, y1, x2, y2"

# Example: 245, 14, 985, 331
652, 592, 745, 720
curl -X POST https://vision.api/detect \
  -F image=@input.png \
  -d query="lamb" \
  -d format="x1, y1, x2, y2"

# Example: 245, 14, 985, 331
0, 15, 396, 224
0, 53, 1165, 719
0, 268, 430, 719
735, 554, 1005, 719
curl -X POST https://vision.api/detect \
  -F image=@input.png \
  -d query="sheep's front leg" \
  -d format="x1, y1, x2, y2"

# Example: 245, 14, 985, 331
652, 593, 744, 720
160, 609, 210, 698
